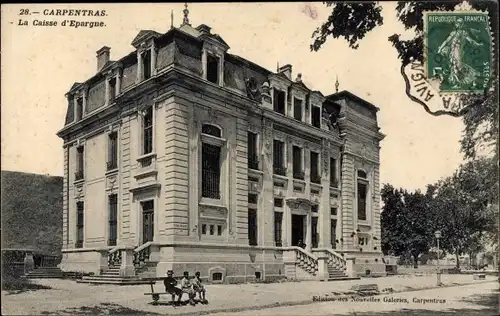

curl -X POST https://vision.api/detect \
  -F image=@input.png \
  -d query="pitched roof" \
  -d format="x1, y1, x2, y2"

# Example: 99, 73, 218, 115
131, 29, 162, 47
327, 90, 379, 112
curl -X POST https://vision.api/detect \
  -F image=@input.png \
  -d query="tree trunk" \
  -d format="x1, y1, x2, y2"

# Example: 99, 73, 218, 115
455, 252, 460, 270
413, 253, 419, 268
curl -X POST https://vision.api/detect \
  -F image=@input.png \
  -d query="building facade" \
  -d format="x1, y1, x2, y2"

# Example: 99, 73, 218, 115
57, 17, 386, 283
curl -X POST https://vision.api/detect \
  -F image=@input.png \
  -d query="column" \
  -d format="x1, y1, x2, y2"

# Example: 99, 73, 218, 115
136, 51, 143, 83
105, 75, 110, 107
305, 212, 312, 252
319, 150, 331, 248
116, 70, 121, 96
120, 247, 136, 277
151, 43, 157, 76
73, 96, 78, 120
202, 49, 207, 79
218, 54, 224, 87
81, 89, 87, 117
284, 206, 291, 246
261, 148, 275, 247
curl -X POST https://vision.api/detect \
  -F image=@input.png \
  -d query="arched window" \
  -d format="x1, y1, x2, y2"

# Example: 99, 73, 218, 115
201, 124, 223, 199
202, 124, 222, 138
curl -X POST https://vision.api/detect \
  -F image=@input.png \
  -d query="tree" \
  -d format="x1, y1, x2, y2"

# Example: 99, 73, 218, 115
311, 1, 499, 160
381, 184, 435, 268
431, 157, 497, 269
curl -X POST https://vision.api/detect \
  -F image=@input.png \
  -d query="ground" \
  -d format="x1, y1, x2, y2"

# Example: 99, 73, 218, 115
1, 274, 497, 315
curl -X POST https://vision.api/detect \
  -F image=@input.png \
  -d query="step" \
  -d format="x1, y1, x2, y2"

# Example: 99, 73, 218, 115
77, 277, 153, 285
327, 276, 360, 282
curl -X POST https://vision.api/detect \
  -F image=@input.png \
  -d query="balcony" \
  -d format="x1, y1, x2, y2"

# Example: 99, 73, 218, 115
273, 166, 287, 176
75, 170, 84, 181
311, 173, 321, 184
248, 154, 259, 170
293, 170, 305, 180
108, 239, 117, 246
107, 160, 118, 171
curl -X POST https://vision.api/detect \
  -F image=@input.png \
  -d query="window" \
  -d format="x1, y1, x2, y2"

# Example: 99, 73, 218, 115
274, 198, 283, 208
273, 89, 286, 115
143, 107, 153, 155
310, 151, 320, 183
217, 225, 222, 236
330, 207, 338, 216
247, 132, 259, 170
75, 146, 84, 181
331, 219, 337, 249
109, 77, 116, 102
107, 132, 118, 171
292, 146, 304, 180
330, 158, 338, 187
212, 272, 223, 281
274, 212, 283, 247
248, 209, 257, 246
201, 124, 223, 199
209, 225, 215, 235
311, 217, 318, 248
273, 140, 286, 176
76, 201, 84, 248
311, 205, 318, 212
141, 200, 154, 243
207, 54, 219, 84
311, 105, 321, 128
76, 97, 83, 121
201, 143, 221, 199
359, 236, 369, 246
108, 194, 118, 246
293, 97, 302, 121
357, 170, 368, 221
201, 224, 207, 235
357, 181, 368, 220
142, 49, 152, 80
248, 193, 258, 205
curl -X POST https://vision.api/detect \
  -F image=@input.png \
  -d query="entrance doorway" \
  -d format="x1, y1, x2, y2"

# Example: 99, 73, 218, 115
141, 200, 154, 243
291, 214, 305, 246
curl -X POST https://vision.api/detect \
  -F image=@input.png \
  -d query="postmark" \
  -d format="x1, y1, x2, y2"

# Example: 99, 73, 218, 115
423, 10, 492, 94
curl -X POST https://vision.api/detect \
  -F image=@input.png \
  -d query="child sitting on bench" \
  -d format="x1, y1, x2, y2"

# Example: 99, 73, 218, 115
192, 271, 207, 303
180, 271, 196, 306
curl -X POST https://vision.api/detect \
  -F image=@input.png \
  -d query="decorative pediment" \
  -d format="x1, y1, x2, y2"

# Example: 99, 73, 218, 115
286, 198, 315, 210
131, 30, 161, 48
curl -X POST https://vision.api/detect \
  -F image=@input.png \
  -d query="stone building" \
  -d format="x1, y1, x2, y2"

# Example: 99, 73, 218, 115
57, 13, 386, 283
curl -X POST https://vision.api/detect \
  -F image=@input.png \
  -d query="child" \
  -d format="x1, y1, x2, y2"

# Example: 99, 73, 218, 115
192, 271, 207, 303
180, 271, 196, 306
163, 270, 182, 306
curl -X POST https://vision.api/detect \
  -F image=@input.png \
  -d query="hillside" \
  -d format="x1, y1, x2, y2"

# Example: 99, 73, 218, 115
1, 171, 63, 255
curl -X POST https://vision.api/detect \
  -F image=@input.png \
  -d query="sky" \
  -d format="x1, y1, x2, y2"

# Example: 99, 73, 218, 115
1, 2, 465, 191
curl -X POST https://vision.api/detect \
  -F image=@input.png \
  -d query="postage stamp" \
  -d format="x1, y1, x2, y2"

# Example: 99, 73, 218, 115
423, 10, 493, 94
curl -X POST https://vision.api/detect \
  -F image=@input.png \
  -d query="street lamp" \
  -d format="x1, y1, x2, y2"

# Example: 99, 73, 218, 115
435, 230, 442, 286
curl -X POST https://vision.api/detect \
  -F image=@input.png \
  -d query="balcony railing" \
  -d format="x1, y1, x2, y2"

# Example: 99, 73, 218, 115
273, 166, 287, 176
293, 170, 305, 180
248, 155, 259, 170
202, 169, 221, 199
107, 239, 117, 246
75, 170, 84, 181
330, 179, 339, 188
311, 173, 321, 184
107, 160, 118, 171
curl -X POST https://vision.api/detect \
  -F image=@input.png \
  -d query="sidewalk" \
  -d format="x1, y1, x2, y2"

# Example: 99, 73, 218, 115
1, 274, 497, 315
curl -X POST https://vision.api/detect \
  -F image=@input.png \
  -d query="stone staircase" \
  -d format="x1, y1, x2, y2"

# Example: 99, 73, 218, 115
24, 267, 64, 279
76, 244, 157, 285
324, 249, 359, 281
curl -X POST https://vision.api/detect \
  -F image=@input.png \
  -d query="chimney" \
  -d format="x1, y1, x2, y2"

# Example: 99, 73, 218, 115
96, 46, 111, 72
278, 64, 292, 80
196, 24, 212, 34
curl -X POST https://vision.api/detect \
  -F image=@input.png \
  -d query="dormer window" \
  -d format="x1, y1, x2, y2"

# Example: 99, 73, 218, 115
207, 54, 220, 84
273, 89, 286, 115
76, 97, 83, 121
142, 49, 152, 80
293, 97, 302, 121
311, 105, 321, 128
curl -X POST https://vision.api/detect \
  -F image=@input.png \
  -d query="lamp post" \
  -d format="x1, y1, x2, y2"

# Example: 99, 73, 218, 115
435, 230, 442, 286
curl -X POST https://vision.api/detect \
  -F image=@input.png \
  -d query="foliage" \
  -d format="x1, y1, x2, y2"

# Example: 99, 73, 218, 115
311, 1, 499, 160
381, 184, 435, 267
1, 171, 63, 255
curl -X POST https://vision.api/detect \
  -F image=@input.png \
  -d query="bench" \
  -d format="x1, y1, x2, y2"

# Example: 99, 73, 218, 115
144, 279, 208, 306
350, 284, 379, 294
473, 273, 486, 280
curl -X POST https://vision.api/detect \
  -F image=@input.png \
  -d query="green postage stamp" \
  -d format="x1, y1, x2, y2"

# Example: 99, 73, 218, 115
424, 10, 492, 94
